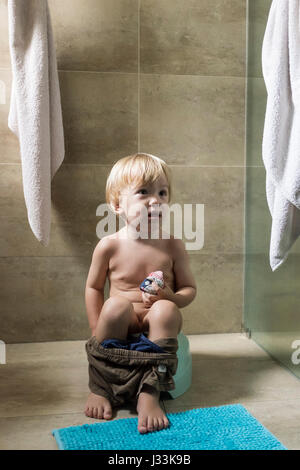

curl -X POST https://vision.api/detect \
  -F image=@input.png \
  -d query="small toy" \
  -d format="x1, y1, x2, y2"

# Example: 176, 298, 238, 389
139, 270, 164, 295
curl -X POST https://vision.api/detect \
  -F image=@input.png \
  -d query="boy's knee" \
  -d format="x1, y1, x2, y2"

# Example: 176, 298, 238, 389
152, 299, 179, 314
101, 296, 133, 323
149, 300, 182, 328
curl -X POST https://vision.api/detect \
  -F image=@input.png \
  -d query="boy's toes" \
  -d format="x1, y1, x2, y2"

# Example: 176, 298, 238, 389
103, 405, 112, 420
152, 417, 159, 432
163, 417, 169, 429
157, 417, 164, 430
85, 392, 112, 420
99, 406, 109, 419
147, 417, 154, 433
92, 407, 99, 419
138, 416, 148, 434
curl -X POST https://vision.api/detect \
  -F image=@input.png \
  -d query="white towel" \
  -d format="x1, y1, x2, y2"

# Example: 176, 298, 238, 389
7, 0, 65, 246
262, 0, 300, 271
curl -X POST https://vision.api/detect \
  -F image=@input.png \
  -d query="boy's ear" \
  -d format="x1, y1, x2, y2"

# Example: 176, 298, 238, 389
111, 202, 123, 215
108, 202, 117, 214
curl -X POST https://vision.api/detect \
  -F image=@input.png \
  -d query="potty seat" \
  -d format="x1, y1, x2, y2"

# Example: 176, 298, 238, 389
169, 331, 192, 399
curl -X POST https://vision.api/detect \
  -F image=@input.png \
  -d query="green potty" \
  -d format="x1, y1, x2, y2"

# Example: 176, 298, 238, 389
169, 331, 192, 399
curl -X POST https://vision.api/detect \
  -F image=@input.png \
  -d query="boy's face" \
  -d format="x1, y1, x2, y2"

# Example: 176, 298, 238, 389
117, 174, 170, 230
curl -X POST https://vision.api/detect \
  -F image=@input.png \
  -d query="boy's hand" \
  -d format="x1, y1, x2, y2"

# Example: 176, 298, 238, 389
142, 282, 175, 307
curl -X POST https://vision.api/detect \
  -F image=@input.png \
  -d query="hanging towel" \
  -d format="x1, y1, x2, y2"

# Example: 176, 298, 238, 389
7, 0, 65, 246
262, 0, 300, 271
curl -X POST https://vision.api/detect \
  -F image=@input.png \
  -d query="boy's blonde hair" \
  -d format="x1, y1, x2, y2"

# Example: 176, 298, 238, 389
106, 153, 172, 213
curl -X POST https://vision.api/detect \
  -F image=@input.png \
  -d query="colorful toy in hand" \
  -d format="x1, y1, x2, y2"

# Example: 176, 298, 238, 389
139, 271, 164, 295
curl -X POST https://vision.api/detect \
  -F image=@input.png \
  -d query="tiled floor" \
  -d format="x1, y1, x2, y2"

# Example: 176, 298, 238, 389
0, 333, 300, 450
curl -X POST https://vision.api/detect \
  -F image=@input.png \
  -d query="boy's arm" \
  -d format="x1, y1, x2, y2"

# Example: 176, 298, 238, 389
168, 238, 197, 308
85, 237, 112, 335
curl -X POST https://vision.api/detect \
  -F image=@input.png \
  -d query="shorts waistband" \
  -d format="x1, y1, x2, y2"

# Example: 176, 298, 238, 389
86, 335, 178, 360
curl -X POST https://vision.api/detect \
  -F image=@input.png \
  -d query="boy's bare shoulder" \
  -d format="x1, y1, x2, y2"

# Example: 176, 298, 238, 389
93, 234, 118, 257
168, 235, 187, 256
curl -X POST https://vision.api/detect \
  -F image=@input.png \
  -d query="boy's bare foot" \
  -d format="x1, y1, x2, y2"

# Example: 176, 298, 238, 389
85, 392, 112, 420
136, 384, 169, 434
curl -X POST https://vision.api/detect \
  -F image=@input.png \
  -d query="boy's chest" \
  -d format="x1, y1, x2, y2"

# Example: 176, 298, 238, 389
108, 242, 175, 289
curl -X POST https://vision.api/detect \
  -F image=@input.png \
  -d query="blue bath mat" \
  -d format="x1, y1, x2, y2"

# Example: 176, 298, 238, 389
52, 404, 287, 450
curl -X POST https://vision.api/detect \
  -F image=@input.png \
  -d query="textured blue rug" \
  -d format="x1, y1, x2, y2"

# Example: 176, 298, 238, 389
52, 404, 287, 450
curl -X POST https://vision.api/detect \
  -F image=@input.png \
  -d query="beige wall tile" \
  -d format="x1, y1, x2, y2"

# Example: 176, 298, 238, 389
0, 256, 91, 343
182, 253, 243, 334
141, 0, 246, 76
0, 164, 25, 218
49, 0, 138, 72
2, 68, 138, 165
0, 216, 99, 258
1, 0, 138, 73
171, 166, 244, 254
0, 69, 20, 163
0, 164, 110, 256
0, 0, 10, 69
140, 74, 245, 166
59, 71, 138, 164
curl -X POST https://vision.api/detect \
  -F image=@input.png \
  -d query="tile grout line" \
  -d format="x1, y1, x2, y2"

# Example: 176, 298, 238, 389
0, 65, 265, 79
0, 253, 249, 258
242, 0, 249, 336
0, 162, 265, 168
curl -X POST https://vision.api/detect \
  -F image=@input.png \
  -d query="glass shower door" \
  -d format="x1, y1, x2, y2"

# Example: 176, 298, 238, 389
244, 0, 300, 379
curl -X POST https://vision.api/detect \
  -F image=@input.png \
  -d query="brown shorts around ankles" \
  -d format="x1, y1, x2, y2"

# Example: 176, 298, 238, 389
85, 335, 178, 407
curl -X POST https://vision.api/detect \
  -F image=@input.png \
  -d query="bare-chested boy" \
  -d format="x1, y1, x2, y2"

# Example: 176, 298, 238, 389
84, 153, 197, 434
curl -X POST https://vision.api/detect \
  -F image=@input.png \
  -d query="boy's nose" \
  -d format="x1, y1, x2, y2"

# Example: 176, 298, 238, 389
149, 194, 161, 204
149, 198, 160, 206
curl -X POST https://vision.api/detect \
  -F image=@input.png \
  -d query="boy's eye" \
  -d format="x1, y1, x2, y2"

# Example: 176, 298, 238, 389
137, 189, 168, 196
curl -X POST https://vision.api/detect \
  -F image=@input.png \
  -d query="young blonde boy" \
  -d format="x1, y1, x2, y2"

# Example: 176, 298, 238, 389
84, 153, 197, 434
